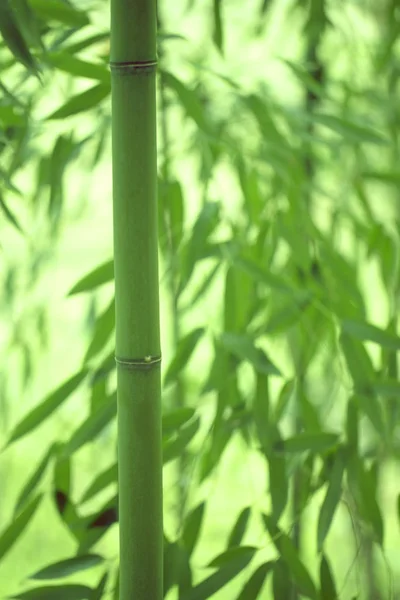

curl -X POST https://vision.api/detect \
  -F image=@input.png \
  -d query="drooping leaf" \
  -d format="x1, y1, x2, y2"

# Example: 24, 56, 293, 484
80, 463, 117, 504
47, 84, 111, 120
27, 554, 104, 580
342, 319, 400, 350
163, 416, 200, 464
262, 515, 318, 599
84, 297, 115, 363
162, 71, 211, 133
276, 433, 339, 454
317, 447, 346, 552
182, 502, 205, 557
45, 52, 110, 83
162, 407, 196, 435
8, 584, 93, 599
319, 555, 338, 600
6, 370, 88, 447
339, 332, 374, 390
0, 1, 38, 73
312, 113, 388, 145
63, 32, 109, 54
28, 0, 90, 27
233, 255, 294, 294
226, 507, 251, 549
62, 394, 117, 456
14, 444, 55, 514
236, 562, 272, 600
268, 454, 288, 522
67, 261, 114, 296
272, 559, 292, 599
164, 328, 204, 386
219, 332, 281, 376
212, 0, 223, 53
91, 572, 108, 600
207, 546, 257, 569
0, 191, 25, 234
0, 495, 41, 562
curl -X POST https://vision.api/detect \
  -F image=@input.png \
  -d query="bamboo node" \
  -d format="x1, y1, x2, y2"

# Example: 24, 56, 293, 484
109, 60, 158, 75
115, 355, 162, 370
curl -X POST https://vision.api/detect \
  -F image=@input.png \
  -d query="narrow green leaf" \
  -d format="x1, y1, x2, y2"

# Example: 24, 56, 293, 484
162, 71, 210, 133
208, 546, 257, 568
353, 394, 385, 436
317, 447, 346, 551
0, 191, 25, 234
212, 0, 223, 53
14, 444, 55, 514
272, 559, 292, 599
80, 463, 117, 504
268, 454, 288, 522
84, 297, 115, 363
342, 319, 400, 350
46, 52, 110, 83
63, 32, 109, 54
0, 1, 38, 73
27, 554, 103, 580
278, 433, 339, 454
7, 370, 88, 446
236, 562, 272, 600
91, 572, 108, 600
28, 0, 90, 27
164, 328, 204, 386
312, 113, 388, 145
227, 507, 251, 549
163, 416, 200, 464
0, 495, 41, 562
9, 584, 93, 599
219, 332, 281, 376
67, 260, 114, 296
262, 515, 318, 599
63, 394, 117, 456
319, 555, 338, 600
47, 84, 110, 120
182, 502, 205, 557
362, 170, 400, 185
162, 407, 196, 435
339, 333, 374, 389
180, 548, 255, 600
233, 256, 293, 294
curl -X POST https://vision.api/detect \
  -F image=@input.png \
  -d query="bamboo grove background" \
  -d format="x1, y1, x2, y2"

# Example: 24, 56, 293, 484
0, 0, 399, 598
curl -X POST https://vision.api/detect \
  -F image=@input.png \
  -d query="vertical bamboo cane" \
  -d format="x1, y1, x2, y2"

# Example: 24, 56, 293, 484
110, 1, 163, 599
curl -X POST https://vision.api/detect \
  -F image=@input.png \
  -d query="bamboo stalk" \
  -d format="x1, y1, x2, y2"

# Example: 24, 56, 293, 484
110, 1, 163, 599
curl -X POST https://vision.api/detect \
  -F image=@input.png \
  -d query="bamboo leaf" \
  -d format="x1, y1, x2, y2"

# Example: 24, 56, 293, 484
219, 332, 281, 376
268, 454, 288, 522
11, 0, 42, 49
233, 255, 294, 294
0, 495, 42, 562
14, 444, 55, 514
47, 84, 110, 120
0, 1, 38, 73
208, 546, 257, 568
67, 260, 114, 296
272, 559, 292, 599
91, 573, 108, 599
263, 515, 318, 599
312, 113, 388, 145
80, 463, 117, 503
277, 433, 339, 454
27, 554, 104, 580
317, 447, 346, 552
227, 507, 251, 549
6, 370, 88, 447
342, 319, 400, 350
339, 332, 374, 389
162, 71, 210, 133
163, 416, 200, 464
0, 191, 25, 234
63, 32, 109, 54
182, 502, 205, 556
319, 555, 338, 600
28, 0, 90, 27
62, 394, 117, 456
84, 297, 115, 363
8, 585, 93, 599
164, 328, 204, 386
212, 0, 223, 54
46, 52, 110, 83
180, 547, 256, 600
162, 407, 196, 435
236, 562, 272, 600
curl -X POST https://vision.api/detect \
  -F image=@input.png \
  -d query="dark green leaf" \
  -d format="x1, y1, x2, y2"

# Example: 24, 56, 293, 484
84, 297, 115, 363
278, 433, 339, 454
317, 447, 346, 551
80, 463, 117, 504
29, 0, 90, 27
263, 515, 318, 599
233, 255, 294, 294
319, 555, 338, 600
14, 444, 55, 514
227, 507, 251, 549
219, 332, 281, 376
47, 84, 110, 120
27, 554, 103, 580
208, 546, 257, 568
63, 32, 109, 54
7, 370, 88, 446
162, 71, 210, 133
182, 502, 205, 557
342, 319, 400, 350
163, 416, 200, 464
63, 394, 117, 456
236, 562, 271, 600
91, 572, 108, 599
0, 495, 41, 562
164, 328, 204, 386
0, 1, 38, 73
212, 0, 223, 53
272, 560, 292, 599
0, 191, 25, 234
68, 261, 114, 296
268, 454, 288, 522
9, 584, 93, 599
339, 333, 374, 389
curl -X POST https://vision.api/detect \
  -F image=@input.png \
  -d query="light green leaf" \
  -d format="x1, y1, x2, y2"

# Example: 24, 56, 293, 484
27, 554, 103, 580
236, 562, 272, 600
46, 52, 110, 83
84, 297, 115, 363
339, 332, 374, 389
227, 507, 251, 549
342, 319, 400, 350
28, 0, 90, 27
67, 260, 114, 296
7, 370, 88, 447
62, 394, 117, 456
162, 71, 210, 133
182, 502, 205, 557
164, 328, 204, 386
162, 407, 196, 435
279, 433, 339, 454
317, 447, 346, 551
362, 170, 400, 185
0, 192, 25, 234
0, 495, 41, 562
80, 463, 117, 504
163, 416, 200, 464
219, 332, 281, 376
233, 255, 294, 294
14, 444, 55, 514
9, 585, 93, 599
47, 84, 110, 120
312, 113, 388, 145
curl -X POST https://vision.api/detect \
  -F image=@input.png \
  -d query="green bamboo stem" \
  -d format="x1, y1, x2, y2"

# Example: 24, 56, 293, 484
110, 1, 163, 599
